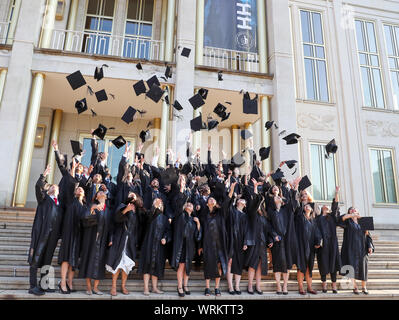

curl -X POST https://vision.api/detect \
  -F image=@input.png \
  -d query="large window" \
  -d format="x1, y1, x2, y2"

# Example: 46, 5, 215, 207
310, 143, 337, 201
384, 24, 399, 110
355, 20, 385, 108
123, 0, 154, 59
300, 10, 329, 102
80, 135, 136, 183
83, 0, 115, 55
369, 148, 398, 204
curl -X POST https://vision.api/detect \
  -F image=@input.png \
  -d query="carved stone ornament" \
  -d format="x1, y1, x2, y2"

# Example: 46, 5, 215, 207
366, 120, 399, 137
297, 113, 335, 131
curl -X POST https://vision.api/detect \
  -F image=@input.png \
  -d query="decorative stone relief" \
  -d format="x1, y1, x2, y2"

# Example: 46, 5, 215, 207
366, 120, 399, 137
297, 113, 335, 131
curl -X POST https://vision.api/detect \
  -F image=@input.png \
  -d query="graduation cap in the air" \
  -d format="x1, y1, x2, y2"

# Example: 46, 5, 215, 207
160, 167, 178, 185
243, 93, 258, 114
146, 84, 164, 103
181, 162, 193, 175
285, 160, 298, 169
325, 139, 338, 158
181, 47, 191, 58
231, 152, 245, 168
213, 103, 231, 121
136, 62, 143, 70
133, 80, 147, 96
359, 217, 374, 231
207, 118, 219, 131
190, 113, 207, 132
94, 64, 108, 81
298, 175, 312, 192
66, 70, 86, 90
283, 133, 301, 145
164, 65, 172, 79
259, 146, 270, 161
241, 129, 253, 140
121, 106, 137, 124
172, 100, 183, 111
70, 140, 83, 156
218, 71, 223, 81
111, 135, 126, 149
189, 93, 205, 110
271, 169, 285, 183
147, 75, 161, 89
75, 98, 88, 114
92, 124, 107, 140
198, 88, 209, 100
265, 121, 274, 131
95, 89, 108, 102
139, 130, 151, 143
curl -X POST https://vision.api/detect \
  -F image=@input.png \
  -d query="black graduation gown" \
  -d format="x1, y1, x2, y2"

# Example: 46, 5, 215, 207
267, 196, 297, 273
28, 175, 63, 268
170, 192, 202, 275
199, 198, 230, 280
316, 199, 342, 277
78, 206, 112, 279
339, 217, 374, 281
58, 198, 86, 268
244, 194, 275, 275
137, 209, 171, 278
90, 138, 109, 181
294, 207, 322, 274
105, 203, 143, 271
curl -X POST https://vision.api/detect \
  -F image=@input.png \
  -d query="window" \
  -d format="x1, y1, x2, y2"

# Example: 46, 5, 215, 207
80, 135, 136, 183
300, 10, 329, 102
123, 0, 154, 59
355, 20, 385, 108
310, 143, 337, 201
369, 148, 398, 204
384, 24, 399, 110
3, 0, 16, 42
83, 0, 115, 55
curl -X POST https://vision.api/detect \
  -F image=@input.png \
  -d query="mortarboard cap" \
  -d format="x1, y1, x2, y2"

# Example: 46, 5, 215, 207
213, 103, 230, 121
94, 66, 103, 81
231, 152, 245, 168
133, 80, 146, 96
181, 47, 191, 57
359, 217, 374, 231
160, 167, 178, 185
139, 130, 151, 143
165, 66, 172, 79
218, 71, 223, 81
325, 139, 338, 157
111, 135, 126, 149
66, 70, 86, 90
265, 121, 274, 131
172, 100, 183, 111
241, 129, 253, 140
198, 88, 209, 100
207, 119, 219, 131
147, 75, 161, 89
136, 62, 142, 70
189, 93, 205, 110
259, 146, 271, 161
243, 94, 258, 114
190, 113, 206, 132
271, 169, 284, 182
285, 160, 298, 169
298, 175, 312, 192
121, 106, 137, 124
70, 140, 83, 156
283, 133, 301, 145
181, 162, 193, 175
75, 98, 88, 114
95, 89, 108, 102
146, 84, 164, 103
92, 124, 107, 140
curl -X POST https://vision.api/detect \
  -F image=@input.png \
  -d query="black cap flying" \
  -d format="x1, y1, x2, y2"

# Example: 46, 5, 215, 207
146, 84, 164, 103
243, 93, 258, 114
75, 98, 88, 114
133, 80, 147, 96
139, 130, 151, 143
172, 100, 183, 111
181, 47, 191, 57
189, 93, 205, 110
241, 129, 253, 140
282, 133, 301, 145
147, 75, 161, 89
70, 140, 83, 156
92, 124, 107, 140
198, 88, 209, 100
325, 139, 338, 158
66, 70, 86, 90
111, 135, 126, 149
190, 113, 206, 132
121, 106, 137, 124
259, 146, 270, 160
298, 175, 312, 191
95, 89, 108, 102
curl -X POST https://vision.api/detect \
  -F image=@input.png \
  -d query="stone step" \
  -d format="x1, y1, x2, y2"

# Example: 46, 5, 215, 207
1, 277, 399, 291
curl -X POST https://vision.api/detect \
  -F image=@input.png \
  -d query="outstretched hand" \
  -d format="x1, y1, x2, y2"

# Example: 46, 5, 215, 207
51, 140, 58, 151
43, 164, 51, 177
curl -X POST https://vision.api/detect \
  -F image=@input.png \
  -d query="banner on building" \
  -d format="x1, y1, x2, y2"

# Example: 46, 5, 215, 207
204, 0, 258, 53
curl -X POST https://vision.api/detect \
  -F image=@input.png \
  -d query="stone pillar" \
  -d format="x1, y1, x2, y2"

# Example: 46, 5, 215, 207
164, 0, 176, 62
260, 95, 271, 173
0, 69, 7, 105
5, 0, 22, 45
64, 0, 79, 51
231, 125, 240, 157
46, 109, 63, 184
160, 0, 168, 59
40, 0, 58, 49
192, 88, 202, 152
257, 0, 268, 73
158, 86, 170, 166
195, 0, 204, 65
243, 122, 253, 173
152, 117, 161, 152
14, 73, 45, 207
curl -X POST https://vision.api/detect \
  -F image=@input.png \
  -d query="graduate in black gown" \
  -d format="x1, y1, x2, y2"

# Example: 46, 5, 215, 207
138, 198, 171, 296
244, 179, 275, 295
198, 182, 233, 297
339, 207, 374, 294
79, 190, 112, 295
316, 186, 342, 293
28, 165, 63, 296
105, 192, 144, 296
171, 176, 201, 297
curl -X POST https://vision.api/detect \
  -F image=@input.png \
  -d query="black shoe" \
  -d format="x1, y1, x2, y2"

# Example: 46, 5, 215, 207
234, 289, 242, 295
255, 289, 263, 295
276, 291, 283, 295
66, 283, 76, 293
228, 290, 236, 295
353, 289, 360, 295
215, 288, 221, 296
177, 288, 185, 298
183, 287, 191, 295
204, 288, 211, 296
44, 288, 56, 293
58, 283, 70, 294
247, 288, 254, 295
283, 291, 288, 295
362, 288, 369, 295
29, 287, 45, 296
332, 289, 338, 294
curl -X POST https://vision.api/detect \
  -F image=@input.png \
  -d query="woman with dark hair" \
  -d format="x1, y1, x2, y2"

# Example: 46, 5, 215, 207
267, 184, 297, 295
244, 179, 274, 295
340, 207, 374, 294
79, 190, 112, 295
316, 186, 342, 293
171, 176, 202, 297
106, 192, 144, 296
138, 198, 171, 296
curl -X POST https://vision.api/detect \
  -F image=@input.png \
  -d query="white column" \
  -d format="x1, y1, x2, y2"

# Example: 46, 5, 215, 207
231, 125, 240, 157
256, 0, 268, 73
160, 0, 168, 59
260, 96, 271, 173
64, 0, 79, 51
164, 0, 176, 62
40, 0, 58, 49
195, 0, 204, 65
158, 86, 170, 167
0, 69, 7, 106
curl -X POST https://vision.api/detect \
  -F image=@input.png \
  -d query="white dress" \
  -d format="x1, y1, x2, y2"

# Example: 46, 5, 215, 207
106, 236, 135, 275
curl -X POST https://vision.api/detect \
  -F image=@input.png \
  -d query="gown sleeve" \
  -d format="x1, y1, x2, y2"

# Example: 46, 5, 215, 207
35, 174, 48, 204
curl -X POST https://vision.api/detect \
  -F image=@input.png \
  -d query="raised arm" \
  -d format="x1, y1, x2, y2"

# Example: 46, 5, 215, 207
90, 136, 98, 166
52, 141, 68, 177
35, 165, 51, 203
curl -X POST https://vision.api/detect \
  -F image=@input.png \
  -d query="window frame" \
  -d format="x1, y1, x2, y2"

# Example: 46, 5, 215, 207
354, 19, 386, 109
383, 23, 399, 110
368, 146, 399, 205
299, 9, 331, 103
308, 141, 338, 202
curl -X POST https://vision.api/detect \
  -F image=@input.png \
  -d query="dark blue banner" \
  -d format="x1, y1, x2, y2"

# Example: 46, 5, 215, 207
204, 0, 258, 53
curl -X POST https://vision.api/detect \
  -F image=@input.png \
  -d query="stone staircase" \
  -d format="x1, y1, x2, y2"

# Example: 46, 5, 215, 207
0, 208, 399, 300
